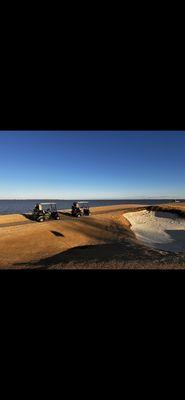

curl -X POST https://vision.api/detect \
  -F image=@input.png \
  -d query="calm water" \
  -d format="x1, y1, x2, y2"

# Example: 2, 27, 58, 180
0, 199, 183, 215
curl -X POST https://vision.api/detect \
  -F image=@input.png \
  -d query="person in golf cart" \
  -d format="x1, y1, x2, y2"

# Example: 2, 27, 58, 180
71, 201, 90, 217
33, 203, 60, 222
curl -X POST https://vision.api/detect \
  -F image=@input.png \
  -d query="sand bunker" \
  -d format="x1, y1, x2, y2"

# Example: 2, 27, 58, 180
125, 210, 185, 252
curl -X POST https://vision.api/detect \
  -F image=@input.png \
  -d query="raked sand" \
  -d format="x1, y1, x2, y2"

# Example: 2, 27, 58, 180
125, 210, 185, 252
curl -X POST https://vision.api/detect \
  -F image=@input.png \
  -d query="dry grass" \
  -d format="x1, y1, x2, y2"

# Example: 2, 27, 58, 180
1, 203, 185, 269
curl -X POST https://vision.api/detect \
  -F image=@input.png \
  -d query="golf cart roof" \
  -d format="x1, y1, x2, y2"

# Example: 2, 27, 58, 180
40, 203, 57, 205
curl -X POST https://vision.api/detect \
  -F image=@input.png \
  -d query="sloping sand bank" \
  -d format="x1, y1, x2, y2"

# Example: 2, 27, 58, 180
0, 204, 146, 269
1, 203, 185, 269
125, 210, 185, 252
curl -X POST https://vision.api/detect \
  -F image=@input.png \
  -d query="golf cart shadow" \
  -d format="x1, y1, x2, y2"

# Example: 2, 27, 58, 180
22, 213, 48, 223
60, 211, 72, 217
22, 213, 34, 221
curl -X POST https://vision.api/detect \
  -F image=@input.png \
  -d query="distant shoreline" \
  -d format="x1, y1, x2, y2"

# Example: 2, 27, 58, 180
1, 199, 184, 215
0, 197, 185, 201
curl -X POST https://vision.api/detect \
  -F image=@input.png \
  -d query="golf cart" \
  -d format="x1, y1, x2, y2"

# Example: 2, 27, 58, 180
71, 201, 90, 217
32, 203, 60, 222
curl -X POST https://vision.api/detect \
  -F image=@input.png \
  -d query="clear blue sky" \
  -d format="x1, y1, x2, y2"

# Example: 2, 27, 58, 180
0, 131, 185, 199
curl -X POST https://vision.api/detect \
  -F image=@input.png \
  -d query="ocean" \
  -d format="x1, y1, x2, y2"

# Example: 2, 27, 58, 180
0, 199, 183, 215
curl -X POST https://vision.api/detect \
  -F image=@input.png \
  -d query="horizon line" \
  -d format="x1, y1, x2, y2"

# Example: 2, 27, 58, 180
0, 197, 185, 200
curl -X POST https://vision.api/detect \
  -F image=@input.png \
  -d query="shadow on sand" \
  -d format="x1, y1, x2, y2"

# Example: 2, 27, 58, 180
153, 211, 181, 219
59, 211, 72, 217
13, 239, 168, 270
160, 230, 185, 253
50, 230, 64, 237
22, 213, 34, 221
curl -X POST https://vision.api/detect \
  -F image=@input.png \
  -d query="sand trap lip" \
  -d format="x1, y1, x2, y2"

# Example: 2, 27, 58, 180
125, 210, 185, 253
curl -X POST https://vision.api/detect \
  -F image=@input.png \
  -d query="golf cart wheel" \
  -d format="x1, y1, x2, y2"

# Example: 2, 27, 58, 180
39, 218, 44, 222
56, 216, 60, 220
77, 214, 81, 218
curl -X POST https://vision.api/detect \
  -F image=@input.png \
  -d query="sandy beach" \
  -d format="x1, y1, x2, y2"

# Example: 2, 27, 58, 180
1, 203, 185, 269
